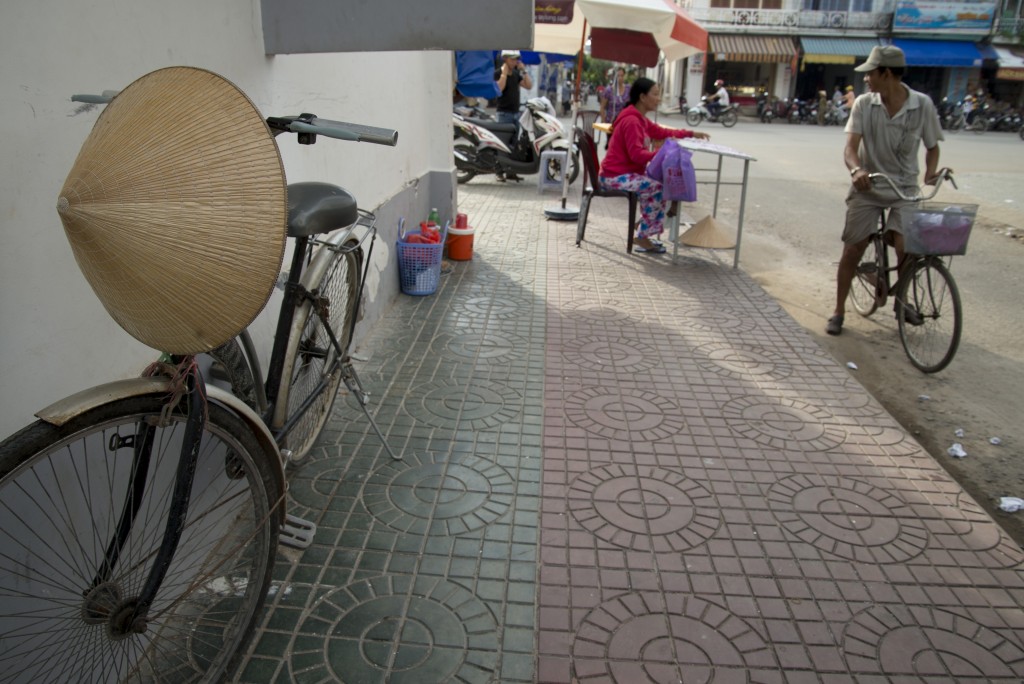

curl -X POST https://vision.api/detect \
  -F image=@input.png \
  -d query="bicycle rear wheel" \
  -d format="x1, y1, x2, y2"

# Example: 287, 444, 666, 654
848, 238, 883, 316
0, 395, 280, 682
897, 258, 962, 373
275, 239, 361, 463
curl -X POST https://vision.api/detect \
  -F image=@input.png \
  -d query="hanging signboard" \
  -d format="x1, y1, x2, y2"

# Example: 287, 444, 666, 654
893, 0, 997, 31
536, 0, 574, 24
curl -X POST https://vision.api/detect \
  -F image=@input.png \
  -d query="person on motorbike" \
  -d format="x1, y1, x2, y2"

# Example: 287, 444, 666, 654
708, 79, 729, 120
494, 50, 533, 182
599, 78, 710, 254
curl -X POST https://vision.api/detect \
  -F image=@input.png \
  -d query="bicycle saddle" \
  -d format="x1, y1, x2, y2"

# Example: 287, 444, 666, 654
287, 182, 358, 238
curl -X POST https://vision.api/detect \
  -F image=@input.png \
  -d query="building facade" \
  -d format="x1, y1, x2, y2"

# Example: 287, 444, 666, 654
663, 0, 1024, 111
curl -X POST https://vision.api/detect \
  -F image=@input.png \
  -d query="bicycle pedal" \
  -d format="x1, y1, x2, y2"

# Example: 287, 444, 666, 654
280, 514, 316, 549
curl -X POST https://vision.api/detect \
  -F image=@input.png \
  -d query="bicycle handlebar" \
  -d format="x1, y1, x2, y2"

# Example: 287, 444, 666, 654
869, 167, 957, 201
70, 94, 399, 147
266, 115, 398, 147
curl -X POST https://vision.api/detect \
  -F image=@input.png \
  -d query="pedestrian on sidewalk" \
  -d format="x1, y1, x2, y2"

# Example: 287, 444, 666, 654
826, 45, 943, 336
598, 78, 710, 254
494, 50, 532, 182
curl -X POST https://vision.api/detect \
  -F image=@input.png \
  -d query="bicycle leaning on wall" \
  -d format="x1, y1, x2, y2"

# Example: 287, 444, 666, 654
0, 66, 400, 682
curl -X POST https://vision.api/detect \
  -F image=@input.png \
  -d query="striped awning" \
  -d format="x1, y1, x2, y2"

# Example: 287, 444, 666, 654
801, 38, 882, 65
708, 34, 796, 63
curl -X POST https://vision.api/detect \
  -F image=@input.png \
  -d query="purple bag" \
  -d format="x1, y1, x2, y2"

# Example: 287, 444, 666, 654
646, 141, 672, 182
662, 146, 697, 202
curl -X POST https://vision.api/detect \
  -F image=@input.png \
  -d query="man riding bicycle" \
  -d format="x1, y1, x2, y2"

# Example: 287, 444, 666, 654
826, 45, 944, 336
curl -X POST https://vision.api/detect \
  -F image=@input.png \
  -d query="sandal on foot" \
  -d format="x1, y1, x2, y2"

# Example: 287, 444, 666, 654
635, 244, 666, 254
825, 315, 844, 336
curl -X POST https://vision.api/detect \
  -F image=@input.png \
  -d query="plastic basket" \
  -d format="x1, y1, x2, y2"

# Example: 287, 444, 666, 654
396, 219, 448, 295
902, 202, 978, 256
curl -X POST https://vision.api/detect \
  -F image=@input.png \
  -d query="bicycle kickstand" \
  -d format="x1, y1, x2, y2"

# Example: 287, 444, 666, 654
341, 360, 403, 461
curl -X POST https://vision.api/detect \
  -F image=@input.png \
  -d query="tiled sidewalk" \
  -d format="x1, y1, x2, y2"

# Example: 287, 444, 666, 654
239, 180, 1024, 683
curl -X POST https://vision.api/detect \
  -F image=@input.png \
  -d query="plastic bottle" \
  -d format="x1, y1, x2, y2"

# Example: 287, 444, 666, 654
428, 207, 440, 225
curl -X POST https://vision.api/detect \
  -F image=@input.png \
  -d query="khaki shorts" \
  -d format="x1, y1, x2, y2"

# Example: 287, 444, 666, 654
842, 187, 913, 245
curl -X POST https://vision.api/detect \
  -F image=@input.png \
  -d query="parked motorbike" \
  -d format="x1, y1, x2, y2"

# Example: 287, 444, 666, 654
938, 98, 965, 132
787, 98, 814, 124
756, 92, 774, 124
685, 96, 739, 127
821, 101, 847, 126
452, 97, 579, 185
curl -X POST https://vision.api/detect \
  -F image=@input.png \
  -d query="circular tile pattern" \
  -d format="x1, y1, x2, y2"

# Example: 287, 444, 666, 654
290, 576, 498, 682
768, 474, 929, 563
363, 453, 514, 535
562, 271, 634, 293
450, 295, 528, 320
843, 605, 1024, 681
695, 342, 791, 381
562, 300, 635, 324
568, 465, 720, 552
564, 387, 685, 441
562, 336, 657, 373
722, 396, 845, 451
430, 328, 529, 363
572, 593, 773, 683
670, 304, 756, 334
405, 377, 522, 430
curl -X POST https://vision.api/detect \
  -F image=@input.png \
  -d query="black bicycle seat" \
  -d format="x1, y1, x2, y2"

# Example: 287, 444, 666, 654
287, 182, 358, 238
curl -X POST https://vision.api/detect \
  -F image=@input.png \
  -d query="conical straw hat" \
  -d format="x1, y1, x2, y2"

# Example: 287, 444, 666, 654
57, 66, 287, 354
681, 214, 735, 249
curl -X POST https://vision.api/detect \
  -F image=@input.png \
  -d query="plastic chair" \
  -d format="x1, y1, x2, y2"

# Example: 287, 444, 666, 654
575, 109, 601, 138
574, 126, 638, 253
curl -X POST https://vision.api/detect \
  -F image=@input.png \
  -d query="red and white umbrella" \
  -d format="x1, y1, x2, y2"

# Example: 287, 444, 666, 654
534, 0, 707, 68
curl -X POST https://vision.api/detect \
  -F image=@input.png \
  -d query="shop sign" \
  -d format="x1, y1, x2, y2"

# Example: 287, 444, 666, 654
893, 0, 996, 30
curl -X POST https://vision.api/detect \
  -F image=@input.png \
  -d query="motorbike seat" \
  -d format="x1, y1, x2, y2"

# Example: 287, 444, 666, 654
466, 117, 517, 136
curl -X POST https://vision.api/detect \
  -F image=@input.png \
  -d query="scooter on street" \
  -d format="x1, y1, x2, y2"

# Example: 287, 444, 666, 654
452, 97, 579, 185
685, 95, 739, 127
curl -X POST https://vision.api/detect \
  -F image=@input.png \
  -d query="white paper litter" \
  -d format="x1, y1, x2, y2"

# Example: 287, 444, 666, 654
954, 428, 964, 438
918, 394, 931, 401
947, 443, 967, 458
990, 437, 1002, 446
846, 361, 858, 370
998, 497, 1024, 513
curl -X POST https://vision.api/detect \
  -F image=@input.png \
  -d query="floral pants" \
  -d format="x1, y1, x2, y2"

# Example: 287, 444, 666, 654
599, 173, 667, 240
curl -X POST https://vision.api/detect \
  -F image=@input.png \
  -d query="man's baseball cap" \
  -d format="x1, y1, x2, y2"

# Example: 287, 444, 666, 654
854, 45, 906, 72
501, 50, 521, 58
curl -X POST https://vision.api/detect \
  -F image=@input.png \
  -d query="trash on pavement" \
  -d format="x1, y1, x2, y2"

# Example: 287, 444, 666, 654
846, 361, 858, 370
990, 437, 1002, 446
947, 443, 967, 458
918, 394, 931, 401
954, 428, 964, 438
998, 497, 1024, 513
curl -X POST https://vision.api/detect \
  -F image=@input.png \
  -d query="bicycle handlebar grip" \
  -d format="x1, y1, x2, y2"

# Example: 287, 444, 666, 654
294, 118, 399, 147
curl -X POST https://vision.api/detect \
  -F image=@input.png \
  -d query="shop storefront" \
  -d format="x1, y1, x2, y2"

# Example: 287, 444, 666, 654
797, 38, 883, 100
891, 38, 986, 103
991, 46, 1024, 106
706, 34, 798, 111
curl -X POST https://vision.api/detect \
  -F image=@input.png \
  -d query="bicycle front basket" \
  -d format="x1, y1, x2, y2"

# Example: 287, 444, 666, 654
902, 202, 978, 256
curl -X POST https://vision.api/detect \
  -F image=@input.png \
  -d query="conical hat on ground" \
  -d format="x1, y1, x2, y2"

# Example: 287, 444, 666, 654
57, 66, 287, 354
680, 214, 735, 249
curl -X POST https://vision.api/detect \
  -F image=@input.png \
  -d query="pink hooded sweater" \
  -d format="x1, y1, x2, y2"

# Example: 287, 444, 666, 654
599, 105, 694, 177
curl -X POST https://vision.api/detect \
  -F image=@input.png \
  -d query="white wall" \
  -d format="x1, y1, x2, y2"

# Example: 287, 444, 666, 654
0, 0, 453, 437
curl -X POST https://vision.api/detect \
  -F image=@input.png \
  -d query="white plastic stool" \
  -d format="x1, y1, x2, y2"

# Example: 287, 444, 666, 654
538, 150, 568, 193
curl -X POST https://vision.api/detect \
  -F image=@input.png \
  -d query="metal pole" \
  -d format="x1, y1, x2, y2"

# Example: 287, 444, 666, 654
733, 158, 750, 269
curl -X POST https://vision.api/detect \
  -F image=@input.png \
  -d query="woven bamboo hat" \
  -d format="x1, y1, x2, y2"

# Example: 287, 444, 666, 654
681, 215, 736, 249
57, 66, 287, 354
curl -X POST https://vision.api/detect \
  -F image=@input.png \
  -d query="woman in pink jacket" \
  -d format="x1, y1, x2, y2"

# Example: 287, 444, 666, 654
599, 78, 709, 253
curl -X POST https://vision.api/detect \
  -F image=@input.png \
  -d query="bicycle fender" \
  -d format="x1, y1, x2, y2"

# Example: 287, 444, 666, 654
35, 377, 287, 522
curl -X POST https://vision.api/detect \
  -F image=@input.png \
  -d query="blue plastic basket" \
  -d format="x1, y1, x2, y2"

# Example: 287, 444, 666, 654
396, 219, 449, 295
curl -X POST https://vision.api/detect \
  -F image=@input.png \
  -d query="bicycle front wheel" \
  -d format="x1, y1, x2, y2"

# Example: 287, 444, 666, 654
848, 238, 883, 316
276, 239, 361, 463
0, 395, 280, 682
897, 258, 962, 373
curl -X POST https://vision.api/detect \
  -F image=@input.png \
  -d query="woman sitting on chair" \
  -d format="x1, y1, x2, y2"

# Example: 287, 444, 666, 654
599, 78, 709, 253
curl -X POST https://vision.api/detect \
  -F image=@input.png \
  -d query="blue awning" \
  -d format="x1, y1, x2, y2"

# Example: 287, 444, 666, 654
892, 39, 984, 68
977, 43, 999, 61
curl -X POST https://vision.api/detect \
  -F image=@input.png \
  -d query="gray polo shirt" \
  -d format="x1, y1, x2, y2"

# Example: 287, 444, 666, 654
845, 83, 943, 190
